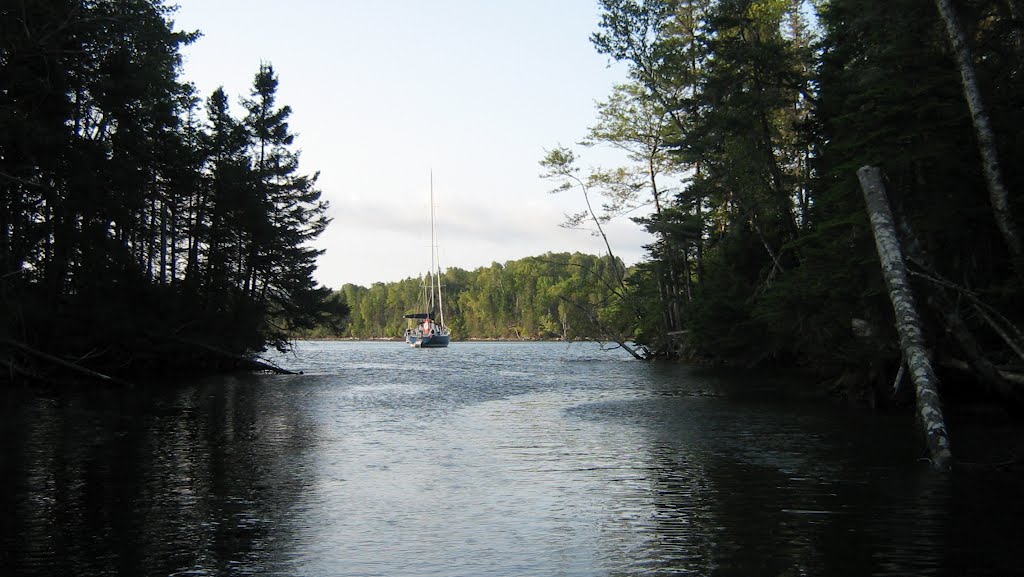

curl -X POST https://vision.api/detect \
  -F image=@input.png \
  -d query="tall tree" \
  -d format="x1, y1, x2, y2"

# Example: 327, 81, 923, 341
588, 2, 726, 355
2, 1, 339, 383
933, 0, 1021, 261
196, 86, 250, 298
240, 63, 331, 349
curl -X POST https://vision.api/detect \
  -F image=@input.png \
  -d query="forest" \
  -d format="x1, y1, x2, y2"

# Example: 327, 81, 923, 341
525, 0, 1023, 410
334, 0, 1023, 409
324, 252, 627, 342
2, 0, 1023, 424
1, 0, 341, 383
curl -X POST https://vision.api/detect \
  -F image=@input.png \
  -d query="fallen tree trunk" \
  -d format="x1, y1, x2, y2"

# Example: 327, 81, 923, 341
924, 290, 1024, 407
858, 165, 953, 470
894, 220, 1024, 408
557, 296, 652, 360
1, 338, 137, 387
905, 267, 1024, 364
940, 358, 1024, 387
161, 334, 299, 375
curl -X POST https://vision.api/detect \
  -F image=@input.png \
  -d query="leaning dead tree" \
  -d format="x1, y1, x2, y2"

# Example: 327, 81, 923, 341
934, 0, 1022, 259
858, 165, 953, 470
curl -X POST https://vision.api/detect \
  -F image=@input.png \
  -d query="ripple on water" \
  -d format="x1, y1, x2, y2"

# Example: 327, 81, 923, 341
1, 341, 1019, 577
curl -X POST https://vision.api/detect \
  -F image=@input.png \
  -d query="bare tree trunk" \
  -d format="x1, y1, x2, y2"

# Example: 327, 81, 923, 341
159, 198, 168, 284
750, 216, 785, 284
695, 165, 705, 288
1003, 0, 1023, 55
858, 165, 953, 470
934, 0, 1022, 259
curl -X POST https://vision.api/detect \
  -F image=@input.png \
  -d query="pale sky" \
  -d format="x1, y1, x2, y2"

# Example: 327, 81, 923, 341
171, 0, 654, 289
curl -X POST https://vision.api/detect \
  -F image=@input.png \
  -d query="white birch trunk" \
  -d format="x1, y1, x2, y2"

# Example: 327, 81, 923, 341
858, 165, 953, 470
934, 0, 1022, 258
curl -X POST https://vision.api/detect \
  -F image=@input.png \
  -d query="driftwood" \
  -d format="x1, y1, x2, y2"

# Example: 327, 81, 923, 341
894, 221, 1024, 407
0, 337, 137, 387
906, 267, 1024, 364
939, 358, 1024, 387
858, 165, 953, 470
160, 334, 299, 375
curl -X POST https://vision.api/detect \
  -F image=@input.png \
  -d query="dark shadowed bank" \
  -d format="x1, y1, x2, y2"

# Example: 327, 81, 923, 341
1, 1, 345, 387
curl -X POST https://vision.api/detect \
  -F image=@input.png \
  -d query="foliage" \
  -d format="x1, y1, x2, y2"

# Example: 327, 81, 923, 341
578, 0, 1023, 397
0, 0, 338, 383
335, 253, 632, 341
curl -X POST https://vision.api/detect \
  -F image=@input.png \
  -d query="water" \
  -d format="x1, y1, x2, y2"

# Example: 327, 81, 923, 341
1, 341, 1019, 576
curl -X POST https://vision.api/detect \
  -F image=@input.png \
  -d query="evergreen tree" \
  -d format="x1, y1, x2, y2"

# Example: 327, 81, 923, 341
196, 87, 251, 300
1, 0, 338, 383
240, 63, 331, 350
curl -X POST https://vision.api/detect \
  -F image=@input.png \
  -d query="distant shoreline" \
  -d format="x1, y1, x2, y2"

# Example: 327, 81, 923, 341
290, 337, 576, 343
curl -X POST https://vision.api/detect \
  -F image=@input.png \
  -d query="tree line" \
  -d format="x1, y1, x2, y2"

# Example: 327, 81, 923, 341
3, 0, 1021, 408
1, 0, 340, 383
539, 0, 1022, 404
325, 252, 627, 342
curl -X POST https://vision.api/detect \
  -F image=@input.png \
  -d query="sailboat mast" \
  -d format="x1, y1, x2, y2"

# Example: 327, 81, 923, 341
430, 170, 445, 327
429, 170, 436, 314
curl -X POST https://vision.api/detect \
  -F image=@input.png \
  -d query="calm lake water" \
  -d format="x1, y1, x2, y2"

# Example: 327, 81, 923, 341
1, 340, 1019, 576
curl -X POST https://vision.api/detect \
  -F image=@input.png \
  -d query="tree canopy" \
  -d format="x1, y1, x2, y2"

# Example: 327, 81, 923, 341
1, 0, 340, 383
333, 252, 629, 342
551, 0, 1022, 404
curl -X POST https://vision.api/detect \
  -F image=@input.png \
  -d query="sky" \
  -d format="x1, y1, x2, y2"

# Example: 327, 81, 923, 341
171, 0, 653, 289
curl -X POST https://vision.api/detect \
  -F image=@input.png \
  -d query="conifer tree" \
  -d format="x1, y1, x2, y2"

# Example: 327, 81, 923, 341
240, 64, 331, 348
196, 87, 251, 298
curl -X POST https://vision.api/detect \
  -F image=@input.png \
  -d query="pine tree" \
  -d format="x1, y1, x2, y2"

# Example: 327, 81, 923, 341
240, 63, 331, 349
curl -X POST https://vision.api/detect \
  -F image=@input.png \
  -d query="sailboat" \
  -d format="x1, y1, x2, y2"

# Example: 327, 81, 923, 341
403, 173, 451, 348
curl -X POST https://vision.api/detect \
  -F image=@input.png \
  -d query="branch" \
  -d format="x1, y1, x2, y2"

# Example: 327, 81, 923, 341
161, 334, 298, 374
556, 295, 651, 360
1, 338, 136, 387
0, 171, 43, 188
906, 267, 1024, 363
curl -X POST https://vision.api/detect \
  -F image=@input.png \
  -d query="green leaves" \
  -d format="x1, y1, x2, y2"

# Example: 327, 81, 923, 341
0, 0, 334, 367
336, 253, 630, 341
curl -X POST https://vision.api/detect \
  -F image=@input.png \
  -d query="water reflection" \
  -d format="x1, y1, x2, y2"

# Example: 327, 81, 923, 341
1, 376, 320, 576
1, 341, 1020, 576
588, 397, 967, 576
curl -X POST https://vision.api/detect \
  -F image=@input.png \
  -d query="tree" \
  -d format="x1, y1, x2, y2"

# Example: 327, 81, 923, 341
194, 86, 250, 299
585, 83, 695, 348
590, 0, 715, 357
933, 0, 1021, 261
585, 83, 678, 215
1, 1, 336, 383
588, 0, 818, 360
240, 63, 331, 349
540, 148, 651, 358
858, 166, 952, 469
